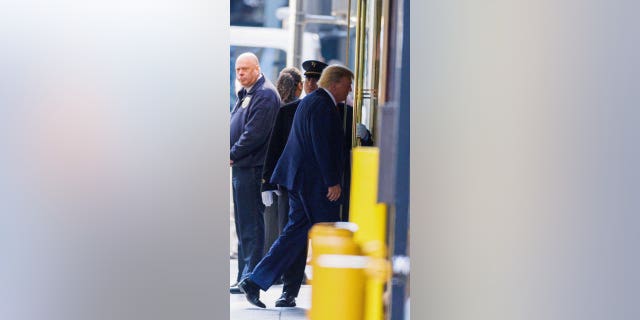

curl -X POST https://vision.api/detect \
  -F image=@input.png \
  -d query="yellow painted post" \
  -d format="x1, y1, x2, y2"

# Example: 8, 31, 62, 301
308, 223, 364, 320
362, 241, 392, 320
349, 147, 391, 320
349, 147, 387, 246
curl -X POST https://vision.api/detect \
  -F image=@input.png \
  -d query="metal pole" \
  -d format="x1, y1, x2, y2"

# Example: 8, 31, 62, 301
304, 14, 349, 25
368, 0, 383, 139
353, 0, 367, 148
346, 0, 352, 69
289, 0, 305, 68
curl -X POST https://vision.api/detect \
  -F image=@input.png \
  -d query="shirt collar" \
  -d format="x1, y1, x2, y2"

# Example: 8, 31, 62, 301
320, 87, 336, 106
244, 74, 263, 93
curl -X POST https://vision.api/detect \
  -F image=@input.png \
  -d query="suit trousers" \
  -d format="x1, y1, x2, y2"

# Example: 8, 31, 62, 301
263, 190, 305, 291
276, 189, 290, 232
263, 201, 280, 255
249, 189, 341, 295
232, 166, 265, 282
263, 190, 290, 254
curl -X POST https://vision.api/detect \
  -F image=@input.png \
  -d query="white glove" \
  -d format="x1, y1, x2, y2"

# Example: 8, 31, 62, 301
261, 190, 277, 206
356, 123, 370, 140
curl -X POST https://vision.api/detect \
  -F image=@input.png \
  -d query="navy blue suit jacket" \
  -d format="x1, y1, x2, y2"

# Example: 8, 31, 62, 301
270, 89, 344, 194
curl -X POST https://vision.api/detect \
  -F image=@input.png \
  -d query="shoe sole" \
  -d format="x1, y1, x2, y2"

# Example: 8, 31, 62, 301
275, 301, 296, 308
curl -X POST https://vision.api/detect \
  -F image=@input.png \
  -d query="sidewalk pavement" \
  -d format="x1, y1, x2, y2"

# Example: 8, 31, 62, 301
230, 172, 311, 319
230, 258, 311, 320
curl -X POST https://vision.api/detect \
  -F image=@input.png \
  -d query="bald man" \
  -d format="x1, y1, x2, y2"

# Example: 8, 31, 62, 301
230, 52, 281, 293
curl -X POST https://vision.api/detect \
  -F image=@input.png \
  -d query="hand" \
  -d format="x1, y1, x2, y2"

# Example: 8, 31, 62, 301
356, 123, 370, 141
230, 159, 234, 166
326, 184, 341, 202
261, 190, 277, 206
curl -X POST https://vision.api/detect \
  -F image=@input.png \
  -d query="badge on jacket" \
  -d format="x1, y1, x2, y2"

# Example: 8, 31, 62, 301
241, 96, 251, 108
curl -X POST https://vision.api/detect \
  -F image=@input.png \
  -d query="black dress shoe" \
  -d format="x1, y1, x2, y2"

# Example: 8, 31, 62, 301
230, 283, 242, 294
238, 278, 266, 308
275, 292, 296, 307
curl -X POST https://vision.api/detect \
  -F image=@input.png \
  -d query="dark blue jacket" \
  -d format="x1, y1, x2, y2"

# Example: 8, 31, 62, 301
230, 75, 280, 167
261, 99, 300, 191
270, 89, 344, 193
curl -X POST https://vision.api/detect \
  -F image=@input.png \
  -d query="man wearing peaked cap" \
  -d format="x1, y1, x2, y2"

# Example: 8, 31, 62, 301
301, 60, 328, 94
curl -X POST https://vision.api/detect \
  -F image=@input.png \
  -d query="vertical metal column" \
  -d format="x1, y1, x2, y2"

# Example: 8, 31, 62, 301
367, 0, 384, 138
288, 0, 305, 68
353, 0, 367, 147
389, 0, 409, 317
377, 0, 409, 319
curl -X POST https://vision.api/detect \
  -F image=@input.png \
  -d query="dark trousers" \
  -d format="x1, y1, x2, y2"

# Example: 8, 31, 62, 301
276, 189, 290, 232
263, 201, 280, 254
249, 189, 340, 296
341, 162, 353, 222
341, 184, 351, 222
263, 190, 303, 291
232, 166, 265, 282
263, 190, 289, 254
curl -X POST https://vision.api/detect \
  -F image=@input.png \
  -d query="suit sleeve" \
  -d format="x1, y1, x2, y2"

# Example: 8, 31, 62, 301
230, 92, 278, 162
309, 105, 341, 188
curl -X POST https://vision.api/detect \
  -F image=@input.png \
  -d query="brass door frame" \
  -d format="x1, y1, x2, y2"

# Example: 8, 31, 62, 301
348, 0, 385, 147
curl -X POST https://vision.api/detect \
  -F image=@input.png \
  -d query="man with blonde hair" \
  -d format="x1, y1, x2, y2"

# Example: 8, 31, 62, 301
238, 65, 353, 308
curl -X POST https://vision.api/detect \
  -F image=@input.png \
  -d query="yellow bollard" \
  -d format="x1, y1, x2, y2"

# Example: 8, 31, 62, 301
349, 148, 391, 320
362, 241, 392, 320
308, 222, 365, 320
349, 147, 387, 247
